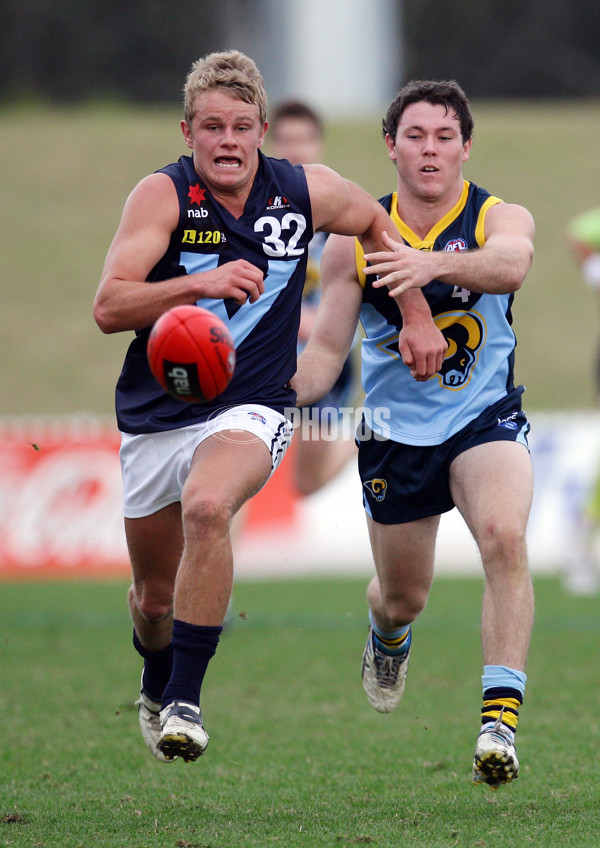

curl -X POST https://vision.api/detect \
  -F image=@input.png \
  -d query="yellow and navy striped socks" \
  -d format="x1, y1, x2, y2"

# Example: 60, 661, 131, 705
481, 692, 522, 732
481, 665, 527, 737
369, 611, 411, 657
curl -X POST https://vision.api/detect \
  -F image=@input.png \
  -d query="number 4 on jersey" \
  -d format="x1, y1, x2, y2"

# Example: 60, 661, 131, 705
452, 285, 471, 303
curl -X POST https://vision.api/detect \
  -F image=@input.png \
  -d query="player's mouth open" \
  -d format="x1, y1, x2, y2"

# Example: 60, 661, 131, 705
216, 157, 241, 169
422, 166, 438, 173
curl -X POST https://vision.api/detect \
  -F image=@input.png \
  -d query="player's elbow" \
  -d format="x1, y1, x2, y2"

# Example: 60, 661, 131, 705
93, 297, 119, 334
506, 245, 534, 293
93, 305, 110, 334
505, 273, 525, 294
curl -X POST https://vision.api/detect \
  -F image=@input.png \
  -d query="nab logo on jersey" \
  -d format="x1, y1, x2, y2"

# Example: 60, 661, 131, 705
188, 183, 209, 217
188, 184, 207, 205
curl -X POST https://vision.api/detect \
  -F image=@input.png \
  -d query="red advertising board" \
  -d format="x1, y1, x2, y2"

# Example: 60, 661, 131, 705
0, 416, 300, 580
0, 417, 128, 578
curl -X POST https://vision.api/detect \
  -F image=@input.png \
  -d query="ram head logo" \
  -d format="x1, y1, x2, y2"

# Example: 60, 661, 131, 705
363, 478, 388, 502
434, 311, 486, 389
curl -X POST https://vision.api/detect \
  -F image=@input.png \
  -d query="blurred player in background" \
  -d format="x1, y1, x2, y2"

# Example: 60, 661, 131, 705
563, 207, 600, 594
268, 100, 358, 495
567, 206, 600, 394
293, 80, 535, 789
93, 51, 443, 765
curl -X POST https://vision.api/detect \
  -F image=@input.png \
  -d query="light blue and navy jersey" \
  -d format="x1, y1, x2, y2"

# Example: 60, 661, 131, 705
115, 153, 313, 434
356, 180, 521, 445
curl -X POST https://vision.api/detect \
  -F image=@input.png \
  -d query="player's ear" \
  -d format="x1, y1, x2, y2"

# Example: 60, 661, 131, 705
258, 120, 269, 149
385, 133, 397, 162
462, 138, 472, 163
181, 120, 193, 149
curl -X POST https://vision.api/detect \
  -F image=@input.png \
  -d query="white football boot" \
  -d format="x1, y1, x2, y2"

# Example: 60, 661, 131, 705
473, 711, 519, 789
135, 686, 176, 763
158, 700, 209, 762
361, 625, 411, 713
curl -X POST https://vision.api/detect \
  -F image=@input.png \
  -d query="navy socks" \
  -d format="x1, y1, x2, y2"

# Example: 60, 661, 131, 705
161, 619, 222, 709
133, 630, 173, 703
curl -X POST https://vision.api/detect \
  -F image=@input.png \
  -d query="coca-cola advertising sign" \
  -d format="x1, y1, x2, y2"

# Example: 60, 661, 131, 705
0, 417, 128, 578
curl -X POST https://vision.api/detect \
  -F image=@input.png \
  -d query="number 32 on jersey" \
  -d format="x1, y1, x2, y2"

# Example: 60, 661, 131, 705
255, 214, 307, 258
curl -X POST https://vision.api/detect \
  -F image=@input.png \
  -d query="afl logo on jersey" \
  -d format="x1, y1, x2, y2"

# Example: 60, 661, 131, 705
434, 310, 486, 389
444, 238, 468, 252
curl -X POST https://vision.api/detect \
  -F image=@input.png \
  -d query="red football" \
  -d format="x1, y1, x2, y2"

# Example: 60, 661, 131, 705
147, 305, 236, 403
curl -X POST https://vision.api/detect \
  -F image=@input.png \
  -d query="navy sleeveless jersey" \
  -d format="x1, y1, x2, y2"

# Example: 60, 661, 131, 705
115, 153, 313, 434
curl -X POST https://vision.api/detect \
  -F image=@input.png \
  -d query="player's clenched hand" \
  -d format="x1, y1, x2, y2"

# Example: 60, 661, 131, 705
399, 313, 447, 382
364, 231, 437, 297
194, 259, 265, 304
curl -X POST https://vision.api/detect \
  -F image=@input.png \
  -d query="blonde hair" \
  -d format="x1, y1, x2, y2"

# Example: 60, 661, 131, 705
183, 50, 267, 125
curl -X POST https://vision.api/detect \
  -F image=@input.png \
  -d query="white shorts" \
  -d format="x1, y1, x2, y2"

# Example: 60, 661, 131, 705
120, 404, 293, 519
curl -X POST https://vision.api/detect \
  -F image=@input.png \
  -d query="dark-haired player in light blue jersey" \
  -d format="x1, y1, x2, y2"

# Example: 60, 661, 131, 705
293, 80, 535, 790
93, 52, 445, 765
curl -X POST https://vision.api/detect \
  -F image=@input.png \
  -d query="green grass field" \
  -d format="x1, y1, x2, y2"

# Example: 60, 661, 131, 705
1, 575, 599, 848
2, 100, 600, 416
2, 101, 599, 848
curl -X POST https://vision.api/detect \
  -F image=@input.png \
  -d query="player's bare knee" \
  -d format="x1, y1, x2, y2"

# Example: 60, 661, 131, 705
130, 583, 173, 625
478, 520, 527, 569
381, 587, 427, 625
182, 493, 232, 539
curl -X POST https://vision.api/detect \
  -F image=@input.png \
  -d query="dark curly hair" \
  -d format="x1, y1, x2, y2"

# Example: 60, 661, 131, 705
382, 80, 474, 143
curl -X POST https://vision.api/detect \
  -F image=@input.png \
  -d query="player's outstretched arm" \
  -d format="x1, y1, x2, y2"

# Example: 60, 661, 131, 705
364, 202, 535, 298
93, 174, 265, 334
291, 234, 362, 407
304, 164, 398, 251
303, 165, 444, 380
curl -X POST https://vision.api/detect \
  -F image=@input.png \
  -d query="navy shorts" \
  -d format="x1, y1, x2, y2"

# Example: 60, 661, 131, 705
357, 387, 530, 525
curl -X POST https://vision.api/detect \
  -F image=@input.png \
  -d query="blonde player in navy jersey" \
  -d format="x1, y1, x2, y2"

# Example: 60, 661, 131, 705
292, 80, 535, 789
93, 52, 446, 765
